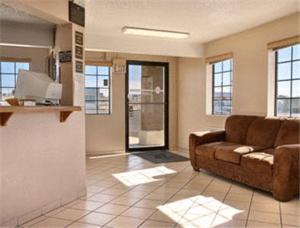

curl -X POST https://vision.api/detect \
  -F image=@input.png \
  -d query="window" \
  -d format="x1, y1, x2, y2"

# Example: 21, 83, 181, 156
0, 61, 30, 103
212, 59, 233, 115
275, 44, 300, 117
84, 65, 111, 114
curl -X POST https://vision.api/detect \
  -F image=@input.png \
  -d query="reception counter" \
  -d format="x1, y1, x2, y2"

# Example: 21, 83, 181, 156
0, 105, 86, 226
0, 106, 81, 126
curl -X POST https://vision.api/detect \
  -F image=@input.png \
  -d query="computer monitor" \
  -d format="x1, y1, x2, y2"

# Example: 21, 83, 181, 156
15, 70, 62, 104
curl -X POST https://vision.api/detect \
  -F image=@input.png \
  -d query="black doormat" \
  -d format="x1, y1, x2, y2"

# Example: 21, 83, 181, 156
133, 150, 189, 164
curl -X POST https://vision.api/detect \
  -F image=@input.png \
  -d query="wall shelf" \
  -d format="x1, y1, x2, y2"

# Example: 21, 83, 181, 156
0, 106, 82, 126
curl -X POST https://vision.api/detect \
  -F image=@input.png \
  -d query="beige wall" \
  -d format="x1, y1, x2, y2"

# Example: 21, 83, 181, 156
0, 45, 50, 73
85, 52, 177, 154
0, 113, 86, 226
0, 21, 54, 48
177, 13, 300, 150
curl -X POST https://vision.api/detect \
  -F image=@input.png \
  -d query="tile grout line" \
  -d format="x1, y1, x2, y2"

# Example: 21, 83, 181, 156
279, 202, 283, 228
65, 160, 191, 227
208, 181, 234, 227
130, 163, 196, 227
245, 189, 255, 228
127, 163, 195, 227
21, 156, 184, 227
171, 175, 221, 228
30, 158, 143, 227
138, 166, 212, 227
137, 164, 191, 216
138, 165, 195, 227
63, 159, 156, 227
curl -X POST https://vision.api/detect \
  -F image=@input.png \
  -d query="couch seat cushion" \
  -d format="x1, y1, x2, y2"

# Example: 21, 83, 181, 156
215, 145, 263, 164
263, 148, 275, 154
241, 152, 273, 175
195, 141, 238, 159
240, 152, 274, 191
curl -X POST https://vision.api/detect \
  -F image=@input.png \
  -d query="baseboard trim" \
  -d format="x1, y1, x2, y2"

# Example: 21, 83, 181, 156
86, 150, 126, 156
177, 147, 188, 153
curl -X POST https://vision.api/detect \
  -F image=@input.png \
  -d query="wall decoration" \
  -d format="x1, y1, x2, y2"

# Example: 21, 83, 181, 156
59, 51, 72, 63
69, 1, 85, 27
76, 61, 83, 73
75, 31, 83, 45
75, 46, 83, 59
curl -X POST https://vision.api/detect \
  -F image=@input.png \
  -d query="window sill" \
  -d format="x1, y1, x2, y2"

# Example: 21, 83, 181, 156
205, 114, 230, 118
85, 113, 112, 116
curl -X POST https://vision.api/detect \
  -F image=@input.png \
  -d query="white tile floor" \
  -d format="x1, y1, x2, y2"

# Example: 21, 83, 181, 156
22, 150, 300, 228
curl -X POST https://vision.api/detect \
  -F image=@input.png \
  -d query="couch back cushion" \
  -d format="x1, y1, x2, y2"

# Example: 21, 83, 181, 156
246, 117, 282, 148
225, 115, 258, 144
274, 119, 300, 147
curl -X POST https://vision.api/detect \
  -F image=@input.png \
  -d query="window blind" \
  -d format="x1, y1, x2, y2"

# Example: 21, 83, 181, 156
267, 35, 300, 50
85, 60, 112, 67
205, 52, 233, 64
0, 57, 31, 63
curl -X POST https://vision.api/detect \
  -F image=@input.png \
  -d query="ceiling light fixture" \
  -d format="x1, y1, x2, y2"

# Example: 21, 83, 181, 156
122, 27, 189, 39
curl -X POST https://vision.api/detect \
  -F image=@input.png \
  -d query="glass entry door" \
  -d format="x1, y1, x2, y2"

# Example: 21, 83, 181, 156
126, 61, 169, 151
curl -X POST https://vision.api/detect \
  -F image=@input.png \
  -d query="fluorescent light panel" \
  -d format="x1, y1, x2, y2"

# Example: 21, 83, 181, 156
0, 43, 51, 49
122, 27, 189, 39
85, 48, 113, 52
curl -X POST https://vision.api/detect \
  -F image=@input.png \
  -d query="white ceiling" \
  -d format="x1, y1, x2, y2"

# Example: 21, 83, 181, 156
85, 0, 299, 57
0, 3, 55, 28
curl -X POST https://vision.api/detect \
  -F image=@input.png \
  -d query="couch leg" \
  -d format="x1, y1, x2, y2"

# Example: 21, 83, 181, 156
193, 166, 200, 172
272, 192, 294, 202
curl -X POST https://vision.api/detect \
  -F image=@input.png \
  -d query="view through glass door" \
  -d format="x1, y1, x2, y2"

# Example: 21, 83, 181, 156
126, 61, 169, 151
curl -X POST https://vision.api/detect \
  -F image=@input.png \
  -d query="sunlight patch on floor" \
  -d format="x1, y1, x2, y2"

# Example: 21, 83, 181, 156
158, 195, 244, 228
113, 166, 176, 186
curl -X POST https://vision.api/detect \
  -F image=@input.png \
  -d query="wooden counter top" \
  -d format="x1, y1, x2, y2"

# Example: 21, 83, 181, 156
0, 105, 81, 113
0, 106, 82, 126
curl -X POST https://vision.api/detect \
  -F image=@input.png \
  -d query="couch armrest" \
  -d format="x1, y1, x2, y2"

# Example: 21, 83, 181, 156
273, 144, 300, 201
189, 130, 226, 169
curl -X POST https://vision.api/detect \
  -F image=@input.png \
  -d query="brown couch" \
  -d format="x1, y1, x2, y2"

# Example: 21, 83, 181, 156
189, 115, 300, 202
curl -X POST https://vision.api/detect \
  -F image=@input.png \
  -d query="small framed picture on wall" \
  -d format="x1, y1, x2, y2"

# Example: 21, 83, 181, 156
75, 46, 83, 59
76, 61, 83, 73
59, 51, 72, 63
75, 31, 83, 45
